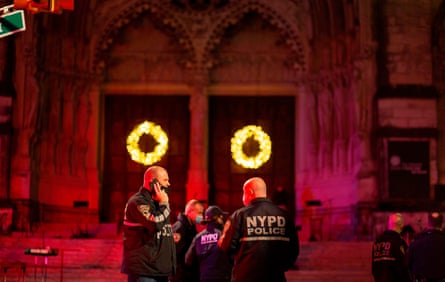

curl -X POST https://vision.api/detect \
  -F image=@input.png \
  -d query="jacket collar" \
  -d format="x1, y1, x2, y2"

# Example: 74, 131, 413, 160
250, 197, 271, 205
139, 186, 152, 199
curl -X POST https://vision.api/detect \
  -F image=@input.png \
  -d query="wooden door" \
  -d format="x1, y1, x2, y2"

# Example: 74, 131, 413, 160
208, 96, 295, 218
103, 95, 189, 222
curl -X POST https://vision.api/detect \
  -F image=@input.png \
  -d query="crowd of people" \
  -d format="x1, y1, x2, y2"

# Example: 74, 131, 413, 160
120, 165, 299, 282
372, 211, 445, 282
120, 164, 445, 282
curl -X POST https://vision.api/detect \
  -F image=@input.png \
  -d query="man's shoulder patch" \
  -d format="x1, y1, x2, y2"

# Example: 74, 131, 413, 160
137, 204, 150, 217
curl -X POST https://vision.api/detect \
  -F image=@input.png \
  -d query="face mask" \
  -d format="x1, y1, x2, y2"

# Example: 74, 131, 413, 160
195, 215, 203, 224
161, 186, 170, 194
149, 178, 170, 195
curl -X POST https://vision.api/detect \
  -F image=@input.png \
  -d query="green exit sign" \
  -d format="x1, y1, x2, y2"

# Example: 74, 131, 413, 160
0, 10, 26, 39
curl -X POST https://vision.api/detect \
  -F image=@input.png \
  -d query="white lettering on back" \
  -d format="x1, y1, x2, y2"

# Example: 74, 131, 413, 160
245, 216, 287, 236
200, 233, 219, 244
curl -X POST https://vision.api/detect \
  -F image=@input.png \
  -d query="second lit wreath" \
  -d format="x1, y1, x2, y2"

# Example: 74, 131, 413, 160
230, 125, 272, 169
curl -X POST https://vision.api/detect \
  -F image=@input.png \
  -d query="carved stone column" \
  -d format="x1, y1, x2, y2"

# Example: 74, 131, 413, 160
295, 82, 317, 225
356, 0, 378, 203
0, 35, 13, 199
186, 74, 209, 202
85, 82, 100, 213
10, 15, 38, 200
354, 48, 378, 203
295, 83, 316, 181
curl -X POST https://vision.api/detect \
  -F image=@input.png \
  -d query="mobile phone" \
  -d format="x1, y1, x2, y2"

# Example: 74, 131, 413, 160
150, 178, 170, 195
150, 178, 159, 192
149, 178, 159, 198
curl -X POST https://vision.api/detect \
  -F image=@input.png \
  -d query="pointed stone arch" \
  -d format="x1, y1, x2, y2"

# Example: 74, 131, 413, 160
202, 1, 308, 72
92, 1, 196, 74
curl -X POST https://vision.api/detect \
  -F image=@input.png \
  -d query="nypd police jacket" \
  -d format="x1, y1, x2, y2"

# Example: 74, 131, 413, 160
219, 198, 299, 282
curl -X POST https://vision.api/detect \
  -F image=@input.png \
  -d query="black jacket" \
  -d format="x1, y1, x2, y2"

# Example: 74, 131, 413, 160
121, 187, 176, 277
219, 198, 299, 282
408, 228, 445, 280
170, 213, 200, 282
185, 223, 232, 282
372, 230, 410, 282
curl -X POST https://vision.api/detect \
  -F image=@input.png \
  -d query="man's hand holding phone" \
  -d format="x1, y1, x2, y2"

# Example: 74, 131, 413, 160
150, 179, 169, 203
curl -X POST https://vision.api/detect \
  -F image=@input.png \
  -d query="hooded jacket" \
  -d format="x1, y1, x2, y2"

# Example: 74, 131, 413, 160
121, 187, 176, 277
170, 212, 199, 282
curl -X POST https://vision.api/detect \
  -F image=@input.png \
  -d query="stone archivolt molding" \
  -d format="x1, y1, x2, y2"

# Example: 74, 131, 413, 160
93, 1, 196, 74
93, 0, 196, 72
92, 0, 308, 76
201, 1, 307, 72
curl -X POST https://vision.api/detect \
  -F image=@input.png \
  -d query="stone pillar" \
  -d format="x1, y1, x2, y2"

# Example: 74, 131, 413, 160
0, 36, 13, 199
8, 14, 38, 231
356, 0, 378, 202
355, 53, 378, 202
10, 15, 38, 201
86, 83, 100, 215
295, 84, 315, 182
295, 83, 310, 227
186, 75, 209, 202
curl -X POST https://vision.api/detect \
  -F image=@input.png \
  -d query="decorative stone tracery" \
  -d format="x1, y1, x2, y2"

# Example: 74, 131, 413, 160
201, 1, 307, 71
92, 0, 307, 74
93, 1, 197, 73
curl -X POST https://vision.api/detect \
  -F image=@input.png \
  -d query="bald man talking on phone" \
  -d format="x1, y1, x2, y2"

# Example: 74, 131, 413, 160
121, 165, 176, 282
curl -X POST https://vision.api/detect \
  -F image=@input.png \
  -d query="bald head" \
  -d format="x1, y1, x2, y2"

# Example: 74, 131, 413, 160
388, 213, 404, 233
143, 166, 170, 191
428, 212, 443, 230
185, 199, 202, 214
242, 177, 267, 206
184, 199, 204, 224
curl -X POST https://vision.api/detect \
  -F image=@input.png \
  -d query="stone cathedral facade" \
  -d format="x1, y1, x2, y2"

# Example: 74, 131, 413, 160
1, 0, 445, 240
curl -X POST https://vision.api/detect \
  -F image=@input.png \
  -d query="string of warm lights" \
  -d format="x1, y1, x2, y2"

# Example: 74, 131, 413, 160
126, 121, 168, 166
230, 125, 272, 169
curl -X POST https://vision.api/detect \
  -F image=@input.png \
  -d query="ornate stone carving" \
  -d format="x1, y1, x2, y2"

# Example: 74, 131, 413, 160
302, 66, 366, 177
93, 1, 196, 73
91, 0, 307, 74
202, 1, 306, 72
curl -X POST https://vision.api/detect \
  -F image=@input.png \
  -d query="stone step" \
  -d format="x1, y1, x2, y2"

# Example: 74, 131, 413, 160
298, 241, 372, 271
0, 234, 374, 281
1, 268, 373, 282
286, 270, 373, 282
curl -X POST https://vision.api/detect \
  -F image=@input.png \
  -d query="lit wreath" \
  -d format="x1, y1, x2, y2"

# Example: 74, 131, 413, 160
126, 121, 168, 166
231, 125, 272, 169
